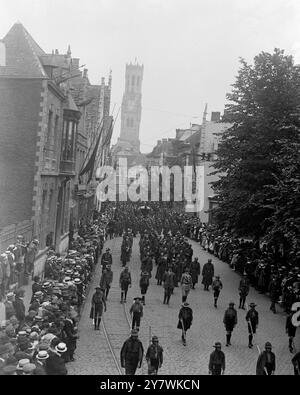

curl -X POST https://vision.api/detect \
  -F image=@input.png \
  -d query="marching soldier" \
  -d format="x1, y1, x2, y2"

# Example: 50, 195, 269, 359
208, 342, 225, 375
246, 302, 259, 348
99, 265, 113, 299
238, 274, 250, 309
139, 271, 150, 305
129, 297, 143, 331
145, 336, 164, 375
223, 302, 237, 346
180, 268, 193, 303
256, 342, 276, 375
101, 248, 112, 271
119, 266, 132, 303
90, 287, 106, 330
212, 275, 223, 308
177, 302, 193, 346
162, 266, 175, 305
120, 329, 144, 375
190, 257, 200, 289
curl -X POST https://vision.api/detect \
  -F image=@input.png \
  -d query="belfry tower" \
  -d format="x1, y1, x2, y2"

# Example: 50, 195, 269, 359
118, 62, 144, 152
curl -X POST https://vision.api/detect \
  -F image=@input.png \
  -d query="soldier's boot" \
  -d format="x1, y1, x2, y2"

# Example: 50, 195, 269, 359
182, 295, 187, 303
142, 296, 145, 305
226, 334, 231, 346
214, 298, 218, 308
167, 295, 171, 305
289, 338, 294, 353
120, 291, 124, 303
124, 291, 128, 302
94, 320, 97, 330
97, 318, 101, 330
163, 294, 167, 304
248, 335, 253, 348
239, 298, 242, 309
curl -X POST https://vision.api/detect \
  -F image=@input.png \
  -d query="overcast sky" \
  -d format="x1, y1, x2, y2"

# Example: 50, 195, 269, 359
1, 0, 300, 152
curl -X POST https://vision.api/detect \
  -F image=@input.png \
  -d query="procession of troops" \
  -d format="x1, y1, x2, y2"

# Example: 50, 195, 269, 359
0, 202, 299, 375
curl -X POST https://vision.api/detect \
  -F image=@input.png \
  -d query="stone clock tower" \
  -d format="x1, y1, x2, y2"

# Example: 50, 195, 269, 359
118, 62, 144, 152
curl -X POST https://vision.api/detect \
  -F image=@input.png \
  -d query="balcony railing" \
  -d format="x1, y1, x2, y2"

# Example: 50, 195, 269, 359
59, 159, 76, 175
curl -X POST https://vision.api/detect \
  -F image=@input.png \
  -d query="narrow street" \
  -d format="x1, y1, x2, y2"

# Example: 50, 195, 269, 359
69, 236, 298, 375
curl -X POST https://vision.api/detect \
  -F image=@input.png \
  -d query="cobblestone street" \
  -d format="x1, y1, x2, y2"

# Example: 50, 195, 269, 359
68, 236, 299, 375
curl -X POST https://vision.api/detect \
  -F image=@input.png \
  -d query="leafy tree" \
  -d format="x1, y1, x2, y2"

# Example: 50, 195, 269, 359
212, 49, 300, 239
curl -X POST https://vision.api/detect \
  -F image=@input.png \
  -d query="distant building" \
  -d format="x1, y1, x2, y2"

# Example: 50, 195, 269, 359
146, 107, 231, 221
111, 62, 145, 168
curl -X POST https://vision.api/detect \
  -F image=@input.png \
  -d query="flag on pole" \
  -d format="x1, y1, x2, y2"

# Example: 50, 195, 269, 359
79, 123, 104, 183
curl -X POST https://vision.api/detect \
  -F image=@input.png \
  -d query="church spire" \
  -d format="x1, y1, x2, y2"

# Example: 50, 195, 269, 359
67, 45, 71, 57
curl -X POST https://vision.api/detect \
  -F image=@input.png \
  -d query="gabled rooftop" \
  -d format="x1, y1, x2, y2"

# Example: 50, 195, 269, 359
0, 22, 47, 78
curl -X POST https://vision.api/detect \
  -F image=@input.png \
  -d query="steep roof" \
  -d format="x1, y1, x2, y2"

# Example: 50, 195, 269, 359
0, 22, 47, 78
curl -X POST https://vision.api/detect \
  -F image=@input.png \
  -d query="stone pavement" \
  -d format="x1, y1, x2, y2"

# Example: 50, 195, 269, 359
68, 236, 299, 375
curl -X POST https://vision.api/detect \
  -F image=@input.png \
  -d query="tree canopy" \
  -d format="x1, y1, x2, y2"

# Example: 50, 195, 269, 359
212, 49, 300, 256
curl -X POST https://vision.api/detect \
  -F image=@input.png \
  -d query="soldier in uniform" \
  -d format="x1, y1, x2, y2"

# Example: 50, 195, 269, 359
119, 266, 132, 303
129, 297, 143, 331
99, 265, 113, 299
223, 302, 237, 346
246, 302, 259, 348
238, 274, 250, 309
180, 268, 193, 303
256, 342, 276, 375
101, 248, 112, 271
90, 287, 106, 330
162, 267, 175, 305
139, 271, 150, 305
208, 342, 225, 375
120, 329, 144, 375
190, 257, 200, 289
145, 336, 163, 375
212, 275, 223, 308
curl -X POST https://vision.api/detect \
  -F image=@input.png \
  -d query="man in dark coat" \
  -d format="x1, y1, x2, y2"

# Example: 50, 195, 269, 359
256, 342, 276, 375
155, 254, 167, 286
209, 342, 225, 375
177, 302, 193, 346
162, 267, 175, 305
145, 336, 163, 375
13, 289, 25, 328
190, 257, 200, 289
202, 259, 214, 291
120, 329, 144, 375
139, 271, 150, 305
30, 276, 42, 303
223, 302, 237, 347
101, 248, 112, 271
46, 341, 68, 375
62, 311, 78, 362
212, 275, 223, 308
246, 302, 259, 348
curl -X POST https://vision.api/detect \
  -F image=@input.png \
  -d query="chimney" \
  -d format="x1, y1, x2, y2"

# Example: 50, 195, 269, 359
0, 40, 6, 66
211, 112, 221, 122
83, 68, 88, 78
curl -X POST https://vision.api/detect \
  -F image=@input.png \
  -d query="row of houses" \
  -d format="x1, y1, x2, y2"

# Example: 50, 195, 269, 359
0, 23, 112, 273
146, 107, 231, 222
